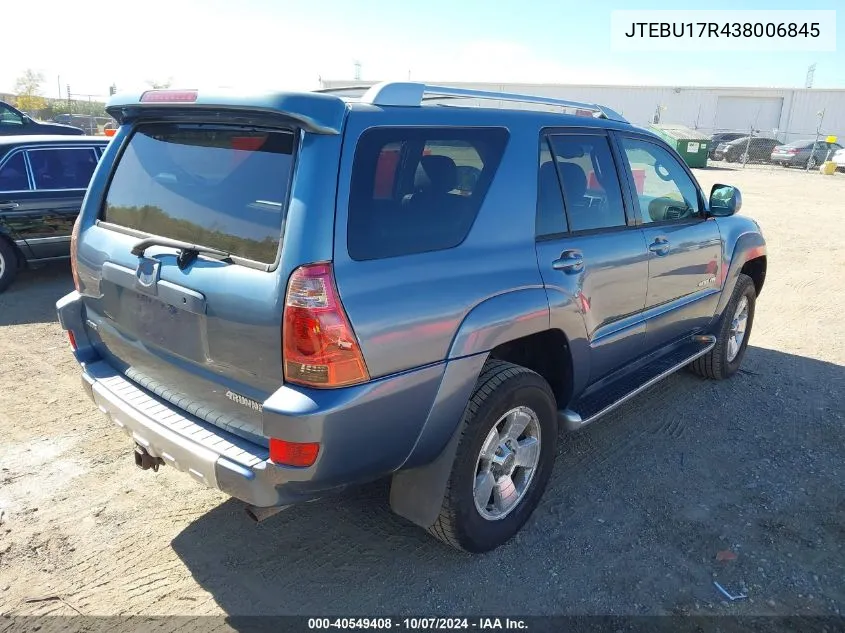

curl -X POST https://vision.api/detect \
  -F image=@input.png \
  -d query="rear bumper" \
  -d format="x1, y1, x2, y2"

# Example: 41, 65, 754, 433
58, 291, 451, 508
81, 361, 286, 507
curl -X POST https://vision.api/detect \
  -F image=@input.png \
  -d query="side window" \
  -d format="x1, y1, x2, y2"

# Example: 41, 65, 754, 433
27, 148, 99, 190
0, 152, 30, 192
0, 104, 24, 127
348, 127, 509, 261
620, 138, 701, 224
548, 134, 626, 232
537, 140, 567, 236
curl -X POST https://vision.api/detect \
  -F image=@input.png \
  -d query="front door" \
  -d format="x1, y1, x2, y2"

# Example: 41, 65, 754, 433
615, 133, 722, 350
535, 130, 649, 385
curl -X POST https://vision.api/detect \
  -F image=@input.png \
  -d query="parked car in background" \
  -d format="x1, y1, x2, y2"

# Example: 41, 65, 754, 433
770, 139, 844, 169
708, 132, 746, 159
712, 136, 781, 164
832, 147, 845, 172
57, 83, 766, 553
1, 101, 85, 136
53, 114, 112, 136
0, 135, 109, 291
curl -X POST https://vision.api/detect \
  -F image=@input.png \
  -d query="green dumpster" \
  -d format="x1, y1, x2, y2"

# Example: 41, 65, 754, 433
647, 124, 711, 168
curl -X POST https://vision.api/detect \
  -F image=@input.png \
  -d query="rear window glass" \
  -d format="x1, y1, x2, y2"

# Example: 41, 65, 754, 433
348, 127, 509, 261
103, 123, 296, 264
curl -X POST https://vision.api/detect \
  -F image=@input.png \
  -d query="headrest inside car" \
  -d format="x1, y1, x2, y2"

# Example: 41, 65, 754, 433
555, 144, 585, 159
414, 155, 457, 195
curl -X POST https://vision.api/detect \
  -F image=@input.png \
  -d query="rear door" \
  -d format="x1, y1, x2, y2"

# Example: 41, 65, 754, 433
615, 133, 722, 351
535, 130, 649, 384
18, 146, 100, 259
78, 122, 298, 443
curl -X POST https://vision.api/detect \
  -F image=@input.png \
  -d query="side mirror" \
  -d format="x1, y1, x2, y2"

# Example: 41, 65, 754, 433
708, 184, 742, 217
22, 115, 33, 125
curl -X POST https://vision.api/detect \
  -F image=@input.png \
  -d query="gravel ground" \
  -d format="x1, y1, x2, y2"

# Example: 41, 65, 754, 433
0, 167, 843, 619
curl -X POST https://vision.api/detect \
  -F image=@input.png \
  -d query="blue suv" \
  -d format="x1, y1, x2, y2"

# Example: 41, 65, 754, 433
58, 82, 766, 552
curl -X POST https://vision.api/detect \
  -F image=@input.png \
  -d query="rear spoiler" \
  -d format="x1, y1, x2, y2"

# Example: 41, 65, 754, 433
105, 89, 348, 135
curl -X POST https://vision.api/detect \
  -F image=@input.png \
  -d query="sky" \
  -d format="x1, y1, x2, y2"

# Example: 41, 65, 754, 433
2, 0, 842, 99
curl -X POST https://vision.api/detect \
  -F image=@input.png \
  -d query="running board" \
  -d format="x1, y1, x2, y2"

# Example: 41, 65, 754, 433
559, 335, 716, 431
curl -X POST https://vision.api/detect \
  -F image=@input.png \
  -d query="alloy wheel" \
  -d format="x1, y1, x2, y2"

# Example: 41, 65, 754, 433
473, 406, 542, 521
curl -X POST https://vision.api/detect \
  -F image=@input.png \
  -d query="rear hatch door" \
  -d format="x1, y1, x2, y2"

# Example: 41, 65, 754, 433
80, 121, 297, 444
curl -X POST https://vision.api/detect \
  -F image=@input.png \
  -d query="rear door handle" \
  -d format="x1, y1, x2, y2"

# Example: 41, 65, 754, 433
0, 202, 20, 210
552, 250, 585, 274
648, 237, 671, 256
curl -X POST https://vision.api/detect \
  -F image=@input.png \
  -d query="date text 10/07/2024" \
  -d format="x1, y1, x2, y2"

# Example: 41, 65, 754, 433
307, 618, 528, 630
624, 22, 821, 38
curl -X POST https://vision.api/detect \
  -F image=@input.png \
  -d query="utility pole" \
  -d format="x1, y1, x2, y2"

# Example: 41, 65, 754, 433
805, 63, 816, 89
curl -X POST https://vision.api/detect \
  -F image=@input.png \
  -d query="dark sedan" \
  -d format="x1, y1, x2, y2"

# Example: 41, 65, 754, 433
1, 100, 85, 136
771, 139, 844, 169
0, 135, 109, 292
712, 136, 781, 163
708, 132, 746, 159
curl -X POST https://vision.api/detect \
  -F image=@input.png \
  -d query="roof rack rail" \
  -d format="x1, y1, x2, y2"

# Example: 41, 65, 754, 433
313, 85, 373, 95
359, 81, 628, 123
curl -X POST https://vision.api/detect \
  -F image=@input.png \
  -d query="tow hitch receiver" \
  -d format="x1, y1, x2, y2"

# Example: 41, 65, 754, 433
134, 445, 165, 472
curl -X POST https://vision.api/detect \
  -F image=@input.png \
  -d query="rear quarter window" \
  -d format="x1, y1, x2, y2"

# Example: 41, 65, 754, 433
102, 123, 296, 264
347, 127, 509, 261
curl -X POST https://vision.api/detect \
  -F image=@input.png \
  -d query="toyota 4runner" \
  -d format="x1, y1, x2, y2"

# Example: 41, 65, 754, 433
57, 82, 766, 552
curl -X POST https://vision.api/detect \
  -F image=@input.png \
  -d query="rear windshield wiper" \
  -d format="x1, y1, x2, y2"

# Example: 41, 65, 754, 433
131, 237, 231, 270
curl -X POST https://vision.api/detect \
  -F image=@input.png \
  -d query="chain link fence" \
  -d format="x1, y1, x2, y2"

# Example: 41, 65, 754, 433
705, 130, 843, 173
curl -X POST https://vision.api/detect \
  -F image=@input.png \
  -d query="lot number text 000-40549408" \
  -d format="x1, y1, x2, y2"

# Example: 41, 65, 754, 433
306, 618, 529, 630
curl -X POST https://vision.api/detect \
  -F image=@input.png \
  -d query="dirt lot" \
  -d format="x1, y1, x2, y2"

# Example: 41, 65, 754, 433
0, 167, 843, 619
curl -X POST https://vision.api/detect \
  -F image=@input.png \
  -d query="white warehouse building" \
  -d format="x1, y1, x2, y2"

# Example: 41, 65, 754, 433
320, 79, 845, 143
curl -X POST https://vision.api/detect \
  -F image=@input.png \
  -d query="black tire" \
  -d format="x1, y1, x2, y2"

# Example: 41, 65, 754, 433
0, 238, 19, 294
807, 156, 818, 170
427, 360, 557, 553
725, 153, 737, 163
689, 273, 756, 380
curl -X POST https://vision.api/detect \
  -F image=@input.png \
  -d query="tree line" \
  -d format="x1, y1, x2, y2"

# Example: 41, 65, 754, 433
8, 69, 174, 120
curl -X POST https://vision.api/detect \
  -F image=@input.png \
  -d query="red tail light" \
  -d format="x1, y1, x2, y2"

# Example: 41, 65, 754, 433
282, 263, 369, 388
70, 214, 81, 292
67, 330, 78, 351
269, 439, 320, 467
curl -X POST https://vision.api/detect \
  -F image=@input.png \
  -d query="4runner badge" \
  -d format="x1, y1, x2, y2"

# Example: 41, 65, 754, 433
226, 390, 263, 412
697, 276, 717, 288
